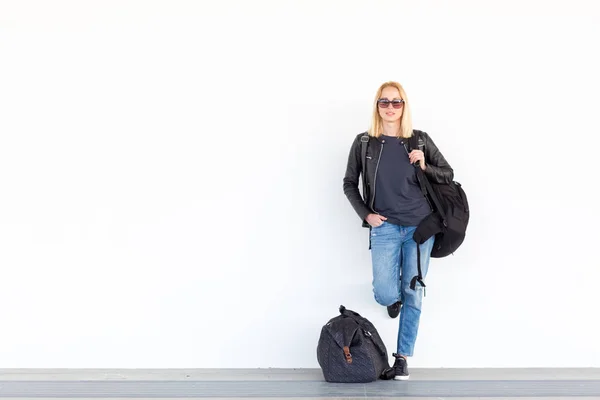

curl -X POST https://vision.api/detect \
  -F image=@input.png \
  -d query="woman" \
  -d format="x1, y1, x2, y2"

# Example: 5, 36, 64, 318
343, 81, 454, 380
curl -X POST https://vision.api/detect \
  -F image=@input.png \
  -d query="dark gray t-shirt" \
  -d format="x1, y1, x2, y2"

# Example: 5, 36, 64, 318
373, 135, 432, 226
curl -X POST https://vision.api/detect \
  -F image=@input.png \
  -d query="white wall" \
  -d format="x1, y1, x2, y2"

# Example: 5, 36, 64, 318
1, 0, 599, 368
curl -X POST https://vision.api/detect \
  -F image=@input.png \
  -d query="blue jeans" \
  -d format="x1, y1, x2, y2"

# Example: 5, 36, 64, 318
370, 222, 434, 357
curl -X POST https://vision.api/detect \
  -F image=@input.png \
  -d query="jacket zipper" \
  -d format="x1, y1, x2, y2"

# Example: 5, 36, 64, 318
370, 142, 384, 212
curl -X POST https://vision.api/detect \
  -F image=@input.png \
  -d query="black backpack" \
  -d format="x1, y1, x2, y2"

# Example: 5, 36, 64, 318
317, 306, 395, 383
360, 132, 469, 291
407, 132, 469, 290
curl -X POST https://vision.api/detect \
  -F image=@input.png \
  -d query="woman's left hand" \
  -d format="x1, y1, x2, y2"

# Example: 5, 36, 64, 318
409, 150, 426, 170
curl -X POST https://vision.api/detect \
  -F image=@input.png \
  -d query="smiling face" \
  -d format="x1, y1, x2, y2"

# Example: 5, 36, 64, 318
377, 86, 404, 123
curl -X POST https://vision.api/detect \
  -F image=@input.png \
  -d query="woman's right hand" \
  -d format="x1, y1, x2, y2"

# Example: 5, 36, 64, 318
366, 213, 387, 227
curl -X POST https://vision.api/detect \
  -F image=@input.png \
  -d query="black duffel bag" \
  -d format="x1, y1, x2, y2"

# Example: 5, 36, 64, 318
317, 305, 394, 383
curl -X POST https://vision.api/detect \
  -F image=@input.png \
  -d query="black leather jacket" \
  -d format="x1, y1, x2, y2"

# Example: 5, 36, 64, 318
343, 129, 454, 226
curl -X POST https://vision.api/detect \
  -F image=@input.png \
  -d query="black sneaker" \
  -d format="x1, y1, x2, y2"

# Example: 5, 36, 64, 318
387, 301, 401, 318
392, 353, 410, 380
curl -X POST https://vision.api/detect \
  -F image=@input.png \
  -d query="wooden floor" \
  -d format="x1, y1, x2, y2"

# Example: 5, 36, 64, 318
1, 368, 600, 399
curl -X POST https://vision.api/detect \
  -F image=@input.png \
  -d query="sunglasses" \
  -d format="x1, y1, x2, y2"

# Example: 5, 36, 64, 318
377, 98, 405, 109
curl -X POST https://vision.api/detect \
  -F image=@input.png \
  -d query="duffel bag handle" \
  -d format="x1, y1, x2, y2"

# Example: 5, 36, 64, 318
338, 305, 387, 357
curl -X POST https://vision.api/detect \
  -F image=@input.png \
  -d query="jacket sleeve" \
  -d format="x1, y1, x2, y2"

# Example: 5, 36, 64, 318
343, 135, 372, 222
422, 132, 454, 184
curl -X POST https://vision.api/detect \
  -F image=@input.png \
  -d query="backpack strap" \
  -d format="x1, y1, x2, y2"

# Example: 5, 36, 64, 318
360, 135, 373, 250
408, 131, 447, 224
360, 135, 369, 199
412, 244, 426, 293
408, 134, 427, 196
416, 170, 447, 225
408, 131, 447, 292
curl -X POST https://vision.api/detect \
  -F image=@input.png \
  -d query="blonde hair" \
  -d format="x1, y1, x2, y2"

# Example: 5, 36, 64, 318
368, 81, 413, 139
